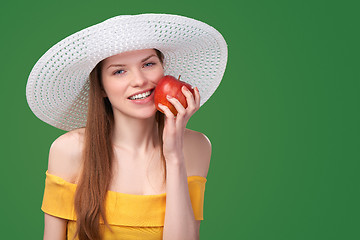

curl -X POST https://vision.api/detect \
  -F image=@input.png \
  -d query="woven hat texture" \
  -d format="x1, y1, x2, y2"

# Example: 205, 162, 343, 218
26, 13, 228, 131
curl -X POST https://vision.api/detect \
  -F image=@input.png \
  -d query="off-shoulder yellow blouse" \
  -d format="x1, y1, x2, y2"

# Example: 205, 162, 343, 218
41, 170, 207, 240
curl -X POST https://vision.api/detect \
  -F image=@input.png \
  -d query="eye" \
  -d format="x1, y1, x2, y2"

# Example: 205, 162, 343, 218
144, 62, 156, 67
114, 69, 125, 75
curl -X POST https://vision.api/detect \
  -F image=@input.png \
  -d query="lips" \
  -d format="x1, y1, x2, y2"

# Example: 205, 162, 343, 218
128, 88, 155, 100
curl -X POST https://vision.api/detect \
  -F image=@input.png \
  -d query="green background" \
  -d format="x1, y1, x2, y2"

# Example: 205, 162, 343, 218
1, 0, 359, 239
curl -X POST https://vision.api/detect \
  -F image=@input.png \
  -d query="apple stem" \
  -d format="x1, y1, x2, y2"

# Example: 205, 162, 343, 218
178, 75, 181, 81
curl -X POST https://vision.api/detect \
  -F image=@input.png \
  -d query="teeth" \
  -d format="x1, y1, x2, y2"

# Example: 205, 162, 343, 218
129, 90, 152, 100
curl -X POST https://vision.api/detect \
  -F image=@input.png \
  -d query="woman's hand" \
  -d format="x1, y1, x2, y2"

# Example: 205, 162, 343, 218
157, 86, 200, 164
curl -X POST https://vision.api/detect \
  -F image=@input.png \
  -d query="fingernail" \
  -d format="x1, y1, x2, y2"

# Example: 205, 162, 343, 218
166, 95, 172, 99
182, 86, 188, 91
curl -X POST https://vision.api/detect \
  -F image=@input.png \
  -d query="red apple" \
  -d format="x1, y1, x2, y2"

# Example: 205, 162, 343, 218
154, 75, 195, 115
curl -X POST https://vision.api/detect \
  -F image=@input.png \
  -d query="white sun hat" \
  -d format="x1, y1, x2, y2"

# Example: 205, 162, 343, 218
26, 13, 228, 131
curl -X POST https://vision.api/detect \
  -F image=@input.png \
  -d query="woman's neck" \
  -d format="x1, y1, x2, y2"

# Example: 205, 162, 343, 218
111, 113, 159, 154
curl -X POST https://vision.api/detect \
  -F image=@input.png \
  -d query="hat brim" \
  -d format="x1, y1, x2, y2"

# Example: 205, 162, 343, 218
26, 13, 228, 131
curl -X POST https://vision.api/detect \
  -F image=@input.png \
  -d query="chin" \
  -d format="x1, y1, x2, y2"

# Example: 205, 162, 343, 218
126, 107, 158, 120
112, 102, 159, 119
135, 111, 157, 119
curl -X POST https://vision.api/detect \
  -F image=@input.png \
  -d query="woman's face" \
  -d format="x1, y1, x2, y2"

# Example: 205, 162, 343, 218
101, 49, 164, 119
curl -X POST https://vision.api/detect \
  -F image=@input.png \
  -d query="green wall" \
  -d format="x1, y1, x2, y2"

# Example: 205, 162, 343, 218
1, 0, 359, 239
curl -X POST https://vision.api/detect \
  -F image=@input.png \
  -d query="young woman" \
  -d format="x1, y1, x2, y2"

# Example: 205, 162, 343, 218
26, 14, 227, 240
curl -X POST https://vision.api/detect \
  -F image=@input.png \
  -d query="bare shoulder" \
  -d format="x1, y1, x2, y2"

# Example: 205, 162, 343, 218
183, 128, 212, 178
47, 127, 85, 183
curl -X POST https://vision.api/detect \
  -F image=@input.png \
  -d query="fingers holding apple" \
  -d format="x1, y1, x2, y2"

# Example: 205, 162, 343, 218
166, 95, 187, 118
181, 85, 200, 114
155, 76, 201, 162
157, 102, 176, 129
194, 87, 201, 108
154, 75, 196, 116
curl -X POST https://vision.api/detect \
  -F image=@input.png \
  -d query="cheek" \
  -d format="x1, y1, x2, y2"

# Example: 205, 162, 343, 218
103, 80, 127, 98
102, 75, 122, 90
152, 68, 165, 84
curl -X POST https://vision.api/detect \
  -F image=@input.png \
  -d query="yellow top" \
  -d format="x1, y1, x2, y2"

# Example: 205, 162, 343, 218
41, 170, 207, 240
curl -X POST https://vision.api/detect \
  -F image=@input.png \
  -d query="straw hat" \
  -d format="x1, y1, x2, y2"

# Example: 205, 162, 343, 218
26, 13, 228, 131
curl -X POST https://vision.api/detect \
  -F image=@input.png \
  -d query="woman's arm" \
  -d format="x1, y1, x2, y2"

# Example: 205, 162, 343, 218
158, 86, 210, 240
43, 129, 84, 240
44, 213, 67, 240
164, 130, 211, 239
163, 159, 199, 239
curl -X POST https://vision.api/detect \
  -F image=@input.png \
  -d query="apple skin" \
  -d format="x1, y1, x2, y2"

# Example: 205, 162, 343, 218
154, 75, 195, 115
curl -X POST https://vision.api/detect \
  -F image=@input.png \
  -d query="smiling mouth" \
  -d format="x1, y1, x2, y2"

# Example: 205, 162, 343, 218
128, 89, 154, 100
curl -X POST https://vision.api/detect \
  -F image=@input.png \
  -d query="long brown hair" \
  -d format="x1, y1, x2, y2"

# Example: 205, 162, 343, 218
73, 49, 165, 240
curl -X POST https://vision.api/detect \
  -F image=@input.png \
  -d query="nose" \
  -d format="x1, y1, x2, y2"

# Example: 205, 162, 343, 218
130, 69, 148, 87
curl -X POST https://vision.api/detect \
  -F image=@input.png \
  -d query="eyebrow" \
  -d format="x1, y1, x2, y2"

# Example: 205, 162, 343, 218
106, 54, 157, 69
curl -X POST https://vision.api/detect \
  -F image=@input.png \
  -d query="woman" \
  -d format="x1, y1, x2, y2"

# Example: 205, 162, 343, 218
26, 14, 227, 240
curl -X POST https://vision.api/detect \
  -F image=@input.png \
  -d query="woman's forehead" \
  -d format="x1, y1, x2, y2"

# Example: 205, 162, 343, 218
102, 49, 157, 66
